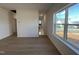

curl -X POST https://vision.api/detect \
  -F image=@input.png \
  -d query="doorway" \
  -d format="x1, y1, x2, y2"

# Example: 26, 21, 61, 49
38, 13, 45, 36
10, 10, 17, 36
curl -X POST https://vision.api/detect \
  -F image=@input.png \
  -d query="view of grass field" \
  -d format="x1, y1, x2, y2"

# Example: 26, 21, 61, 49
56, 26, 79, 40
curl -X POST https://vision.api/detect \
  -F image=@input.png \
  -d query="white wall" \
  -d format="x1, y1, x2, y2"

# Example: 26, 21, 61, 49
16, 8, 39, 37
0, 8, 13, 40
46, 4, 76, 54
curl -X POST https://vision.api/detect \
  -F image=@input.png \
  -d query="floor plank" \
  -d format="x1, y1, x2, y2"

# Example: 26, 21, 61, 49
0, 35, 60, 55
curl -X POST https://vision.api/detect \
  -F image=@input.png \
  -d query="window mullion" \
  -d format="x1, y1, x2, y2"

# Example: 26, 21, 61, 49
64, 8, 68, 40
54, 14, 56, 34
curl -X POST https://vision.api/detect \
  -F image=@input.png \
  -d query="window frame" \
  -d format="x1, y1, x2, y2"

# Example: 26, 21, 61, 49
54, 3, 76, 40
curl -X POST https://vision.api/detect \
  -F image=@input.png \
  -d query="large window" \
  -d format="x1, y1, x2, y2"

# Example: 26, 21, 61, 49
54, 4, 79, 49
56, 10, 65, 38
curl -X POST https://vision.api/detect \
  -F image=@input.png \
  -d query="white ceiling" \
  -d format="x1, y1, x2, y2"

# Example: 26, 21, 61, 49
0, 3, 53, 12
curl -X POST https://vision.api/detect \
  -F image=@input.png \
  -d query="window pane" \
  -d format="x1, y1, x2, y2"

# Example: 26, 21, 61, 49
56, 10, 65, 24
67, 25, 79, 48
68, 4, 79, 24
67, 4, 79, 49
67, 25, 79, 40
55, 10, 65, 38
56, 24, 64, 37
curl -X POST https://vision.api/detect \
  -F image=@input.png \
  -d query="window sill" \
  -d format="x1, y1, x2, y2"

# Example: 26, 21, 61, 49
54, 34, 79, 54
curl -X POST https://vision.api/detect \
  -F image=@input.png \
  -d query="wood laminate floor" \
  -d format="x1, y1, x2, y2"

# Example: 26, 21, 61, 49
0, 35, 60, 55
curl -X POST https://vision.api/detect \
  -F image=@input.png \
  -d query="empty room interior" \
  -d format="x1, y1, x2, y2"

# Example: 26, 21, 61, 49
0, 3, 79, 55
